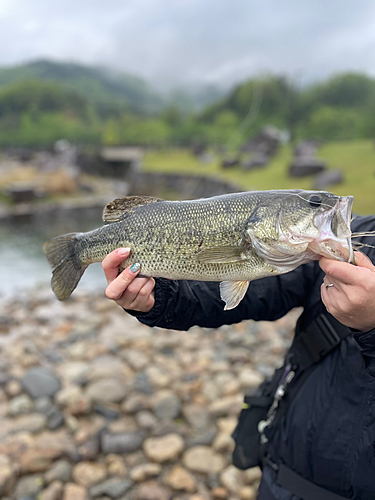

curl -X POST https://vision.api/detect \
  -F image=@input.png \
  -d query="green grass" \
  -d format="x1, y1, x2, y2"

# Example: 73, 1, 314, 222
144, 140, 375, 215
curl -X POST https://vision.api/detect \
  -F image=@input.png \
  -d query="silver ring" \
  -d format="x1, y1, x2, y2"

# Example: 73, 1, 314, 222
325, 283, 334, 289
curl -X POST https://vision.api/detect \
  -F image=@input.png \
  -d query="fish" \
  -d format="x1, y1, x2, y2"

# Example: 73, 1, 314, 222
43, 189, 354, 310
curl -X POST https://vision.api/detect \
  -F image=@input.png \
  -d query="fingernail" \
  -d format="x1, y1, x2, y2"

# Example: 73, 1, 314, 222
130, 262, 141, 273
118, 248, 130, 256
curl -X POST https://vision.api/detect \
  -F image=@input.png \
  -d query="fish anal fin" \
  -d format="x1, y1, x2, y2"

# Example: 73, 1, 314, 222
195, 246, 246, 264
103, 196, 163, 222
220, 280, 250, 310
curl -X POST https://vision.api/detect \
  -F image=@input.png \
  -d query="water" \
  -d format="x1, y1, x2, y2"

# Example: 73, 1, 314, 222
0, 207, 108, 297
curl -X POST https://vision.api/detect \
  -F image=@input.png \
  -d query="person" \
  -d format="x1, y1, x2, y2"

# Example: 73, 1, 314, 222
102, 214, 375, 500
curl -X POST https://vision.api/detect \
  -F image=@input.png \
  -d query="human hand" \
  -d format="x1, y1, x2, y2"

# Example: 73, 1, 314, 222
320, 251, 375, 331
102, 248, 155, 312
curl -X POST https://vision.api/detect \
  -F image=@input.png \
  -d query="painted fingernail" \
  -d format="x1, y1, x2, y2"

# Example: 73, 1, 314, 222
118, 248, 131, 256
130, 262, 141, 273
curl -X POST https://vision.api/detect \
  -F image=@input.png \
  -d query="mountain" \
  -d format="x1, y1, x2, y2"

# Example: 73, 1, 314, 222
0, 60, 165, 116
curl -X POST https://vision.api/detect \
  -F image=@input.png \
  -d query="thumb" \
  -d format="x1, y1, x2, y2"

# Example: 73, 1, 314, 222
354, 250, 375, 271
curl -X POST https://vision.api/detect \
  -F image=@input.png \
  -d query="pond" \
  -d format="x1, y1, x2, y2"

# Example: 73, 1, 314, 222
0, 207, 108, 297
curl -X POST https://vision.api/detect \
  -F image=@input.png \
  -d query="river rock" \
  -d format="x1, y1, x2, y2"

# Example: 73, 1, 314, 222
35, 397, 54, 415
239, 485, 257, 500
72, 461, 107, 488
105, 454, 127, 477
89, 478, 133, 498
153, 395, 181, 420
243, 467, 262, 485
136, 410, 158, 430
211, 487, 229, 499
122, 394, 150, 414
163, 465, 196, 492
220, 465, 245, 493
12, 413, 47, 433
183, 404, 211, 430
47, 407, 65, 430
77, 436, 100, 460
136, 480, 172, 500
209, 395, 243, 417
21, 368, 61, 399
101, 431, 144, 454
5, 379, 22, 397
63, 482, 88, 500
130, 463, 162, 482
0, 454, 16, 496
182, 446, 226, 474
39, 480, 64, 500
143, 434, 185, 463
14, 474, 45, 497
45, 459, 72, 484
8, 394, 34, 415
212, 432, 234, 453
85, 378, 127, 404
185, 428, 217, 448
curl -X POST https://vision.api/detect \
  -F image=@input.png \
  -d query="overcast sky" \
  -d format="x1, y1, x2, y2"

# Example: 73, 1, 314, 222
1, 0, 375, 89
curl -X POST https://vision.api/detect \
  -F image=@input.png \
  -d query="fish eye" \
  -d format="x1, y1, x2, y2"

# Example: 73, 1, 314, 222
308, 194, 322, 208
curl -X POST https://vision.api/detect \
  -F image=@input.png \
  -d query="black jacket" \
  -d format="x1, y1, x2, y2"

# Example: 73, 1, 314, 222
131, 215, 375, 499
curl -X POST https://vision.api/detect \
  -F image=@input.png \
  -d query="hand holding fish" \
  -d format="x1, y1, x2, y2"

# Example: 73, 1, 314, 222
320, 251, 375, 332
102, 248, 155, 312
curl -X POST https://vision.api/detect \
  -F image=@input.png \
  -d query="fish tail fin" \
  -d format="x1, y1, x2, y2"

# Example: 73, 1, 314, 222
43, 233, 87, 300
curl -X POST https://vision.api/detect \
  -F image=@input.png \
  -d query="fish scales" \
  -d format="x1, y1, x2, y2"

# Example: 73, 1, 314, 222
43, 189, 354, 309
75, 192, 266, 281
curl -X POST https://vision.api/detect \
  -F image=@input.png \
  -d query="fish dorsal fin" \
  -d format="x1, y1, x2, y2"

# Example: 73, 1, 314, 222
220, 280, 250, 310
195, 246, 246, 264
103, 196, 162, 222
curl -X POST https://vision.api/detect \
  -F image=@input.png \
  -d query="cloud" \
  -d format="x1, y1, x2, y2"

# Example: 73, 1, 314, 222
1, 0, 375, 88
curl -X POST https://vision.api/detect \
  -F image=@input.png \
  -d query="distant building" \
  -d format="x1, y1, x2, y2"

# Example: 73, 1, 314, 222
98, 147, 143, 178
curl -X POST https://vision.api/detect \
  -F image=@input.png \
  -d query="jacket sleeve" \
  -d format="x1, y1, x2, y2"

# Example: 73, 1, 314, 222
129, 260, 320, 331
349, 215, 375, 358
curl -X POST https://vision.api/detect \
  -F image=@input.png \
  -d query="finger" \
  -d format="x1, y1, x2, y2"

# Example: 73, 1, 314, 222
322, 274, 344, 293
102, 248, 131, 284
319, 257, 363, 286
320, 281, 343, 315
128, 278, 156, 311
105, 263, 141, 301
354, 250, 375, 271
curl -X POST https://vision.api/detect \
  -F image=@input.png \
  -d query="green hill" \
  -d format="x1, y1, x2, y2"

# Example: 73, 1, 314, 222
0, 60, 165, 116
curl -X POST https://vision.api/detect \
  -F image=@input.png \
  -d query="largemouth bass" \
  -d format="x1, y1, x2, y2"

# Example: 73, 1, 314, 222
44, 189, 354, 310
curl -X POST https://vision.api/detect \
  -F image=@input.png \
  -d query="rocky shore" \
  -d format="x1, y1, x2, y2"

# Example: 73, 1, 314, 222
0, 285, 299, 500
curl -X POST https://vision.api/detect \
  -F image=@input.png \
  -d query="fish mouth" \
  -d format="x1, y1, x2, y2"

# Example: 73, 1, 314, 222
308, 196, 354, 263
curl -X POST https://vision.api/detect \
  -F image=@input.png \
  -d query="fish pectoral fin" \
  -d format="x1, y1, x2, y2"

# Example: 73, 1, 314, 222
103, 196, 163, 222
220, 280, 250, 310
195, 246, 245, 263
